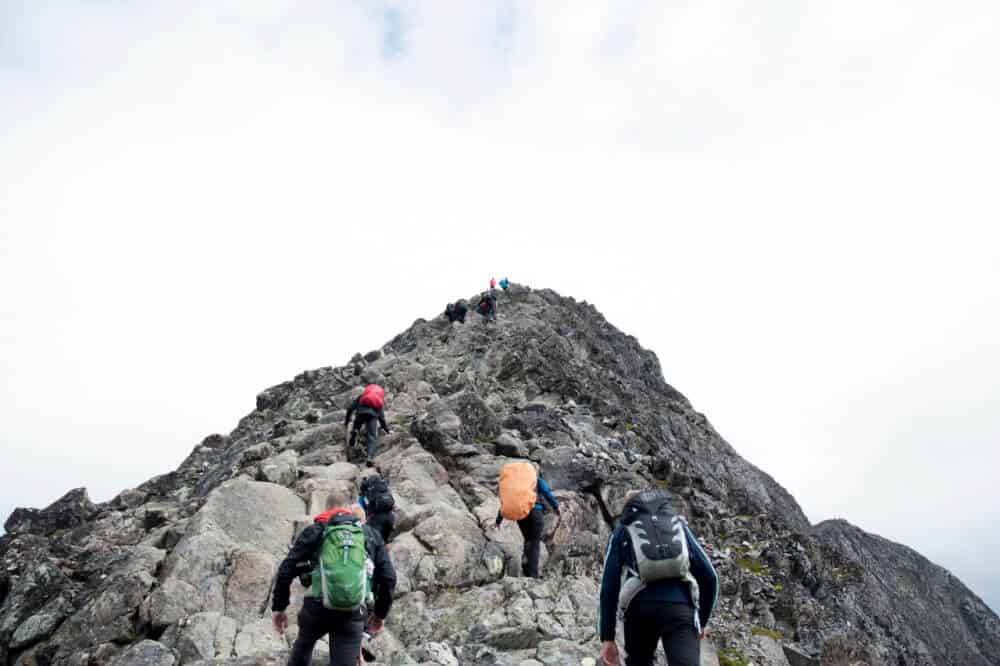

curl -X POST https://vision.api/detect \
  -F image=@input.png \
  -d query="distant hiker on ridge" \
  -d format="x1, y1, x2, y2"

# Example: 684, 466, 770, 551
499, 277, 509, 291
494, 462, 560, 578
598, 488, 718, 666
445, 301, 467, 324
490, 276, 496, 291
345, 384, 390, 467
272, 486, 397, 666
477, 292, 497, 323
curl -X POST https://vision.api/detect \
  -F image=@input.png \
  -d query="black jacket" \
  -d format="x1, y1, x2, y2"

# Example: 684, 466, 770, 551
344, 397, 389, 431
272, 512, 397, 618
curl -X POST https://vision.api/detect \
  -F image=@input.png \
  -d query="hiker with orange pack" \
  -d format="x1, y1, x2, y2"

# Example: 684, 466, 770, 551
345, 384, 391, 467
494, 462, 560, 578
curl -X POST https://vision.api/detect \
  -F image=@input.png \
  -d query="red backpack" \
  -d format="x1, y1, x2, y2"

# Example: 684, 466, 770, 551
359, 384, 385, 410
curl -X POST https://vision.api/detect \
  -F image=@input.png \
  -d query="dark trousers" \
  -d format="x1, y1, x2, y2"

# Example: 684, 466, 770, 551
516, 508, 545, 578
352, 414, 378, 458
288, 598, 366, 666
623, 601, 700, 666
367, 510, 395, 544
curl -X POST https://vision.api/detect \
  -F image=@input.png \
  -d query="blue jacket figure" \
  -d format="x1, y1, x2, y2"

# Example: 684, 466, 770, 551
494, 477, 560, 578
499, 277, 510, 291
598, 489, 718, 666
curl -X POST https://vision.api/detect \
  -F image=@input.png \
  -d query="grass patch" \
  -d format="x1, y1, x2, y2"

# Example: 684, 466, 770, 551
751, 625, 783, 641
718, 648, 750, 666
772, 583, 784, 593
736, 557, 765, 574
655, 478, 670, 490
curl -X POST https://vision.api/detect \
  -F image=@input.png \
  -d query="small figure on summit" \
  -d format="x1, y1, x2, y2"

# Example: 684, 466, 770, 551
345, 384, 390, 467
598, 488, 718, 666
499, 277, 510, 291
490, 276, 497, 291
494, 462, 560, 578
271, 486, 397, 666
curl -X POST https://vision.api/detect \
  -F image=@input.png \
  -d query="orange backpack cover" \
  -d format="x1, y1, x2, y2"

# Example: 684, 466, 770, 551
499, 462, 537, 521
359, 384, 385, 410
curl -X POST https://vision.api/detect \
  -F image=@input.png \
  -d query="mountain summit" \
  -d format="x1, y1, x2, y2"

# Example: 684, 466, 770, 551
2, 284, 998, 665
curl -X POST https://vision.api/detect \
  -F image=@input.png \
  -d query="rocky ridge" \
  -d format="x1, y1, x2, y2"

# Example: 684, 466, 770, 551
2, 284, 998, 666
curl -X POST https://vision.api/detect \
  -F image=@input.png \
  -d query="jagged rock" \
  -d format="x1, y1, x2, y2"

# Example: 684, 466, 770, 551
3, 284, 998, 666
160, 612, 239, 662
112, 640, 177, 666
4, 488, 95, 536
256, 450, 298, 487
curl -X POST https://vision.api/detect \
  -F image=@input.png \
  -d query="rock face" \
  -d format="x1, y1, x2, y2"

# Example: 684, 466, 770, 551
2, 283, 998, 665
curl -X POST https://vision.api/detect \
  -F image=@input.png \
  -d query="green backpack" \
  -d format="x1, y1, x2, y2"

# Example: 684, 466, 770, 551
311, 522, 373, 610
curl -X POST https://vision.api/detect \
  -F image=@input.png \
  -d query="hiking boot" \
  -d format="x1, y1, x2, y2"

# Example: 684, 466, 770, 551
366, 457, 375, 468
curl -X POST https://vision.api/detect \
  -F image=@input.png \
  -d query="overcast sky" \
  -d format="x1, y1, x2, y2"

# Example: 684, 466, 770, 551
2, 1, 997, 613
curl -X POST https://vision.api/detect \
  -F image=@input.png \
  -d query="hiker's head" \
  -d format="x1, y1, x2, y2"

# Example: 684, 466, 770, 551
624, 487, 672, 512
324, 486, 354, 511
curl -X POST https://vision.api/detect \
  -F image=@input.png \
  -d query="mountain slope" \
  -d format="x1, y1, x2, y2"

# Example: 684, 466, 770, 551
2, 284, 997, 666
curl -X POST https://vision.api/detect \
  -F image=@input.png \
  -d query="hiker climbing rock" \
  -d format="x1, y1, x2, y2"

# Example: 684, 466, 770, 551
598, 488, 718, 666
272, 486, 397, 666
345, 384, 390, 466
499, 277, 509, 291
359, 474, 396, 543
477, 292, 497, 323
494, 462, 560, 578
445, 301, 467, 324
490, 276, 496, 291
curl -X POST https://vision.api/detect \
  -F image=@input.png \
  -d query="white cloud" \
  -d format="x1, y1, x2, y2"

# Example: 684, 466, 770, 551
1, 0, 998, 611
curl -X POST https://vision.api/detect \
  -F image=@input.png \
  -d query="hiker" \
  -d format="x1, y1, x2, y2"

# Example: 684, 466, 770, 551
598, 488, 718, 666
490, 276, 496, 290
477, 292, 497, 323
444, 301, 467, 324
359, 474, 396, 543
345, 384, 390, 466
494, 462, 560, 578
272, 486, 397, 666
499, 277, 509, 291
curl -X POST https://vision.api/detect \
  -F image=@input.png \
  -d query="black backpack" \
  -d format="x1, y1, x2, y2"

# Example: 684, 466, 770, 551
360, 475, 395, 514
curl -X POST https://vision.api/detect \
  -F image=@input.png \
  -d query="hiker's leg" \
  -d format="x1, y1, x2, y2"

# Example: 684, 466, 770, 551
368, 511, 395, 544
659, 604, 700, 666
365, 415, 378, 459
622, 603, 660, 666
516, 509, 544, 577
327, 608, 366, 666
288, 600, 330, 666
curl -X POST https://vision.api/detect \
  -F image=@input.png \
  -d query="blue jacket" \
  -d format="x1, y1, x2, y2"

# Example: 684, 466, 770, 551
598, 521, 718, 641
495, 478, 559, 526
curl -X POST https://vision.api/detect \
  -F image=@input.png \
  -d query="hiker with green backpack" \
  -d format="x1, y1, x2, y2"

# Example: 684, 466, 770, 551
598, 488, 718, 666
272, 485, 397, 666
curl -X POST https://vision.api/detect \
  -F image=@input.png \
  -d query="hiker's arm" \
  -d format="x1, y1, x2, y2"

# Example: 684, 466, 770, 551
537, 478, 560, 512
378, 410, 389, 432
272, 525, 322, 612
371, 536, 397, 619
685, 524, 718, 630
598, 528, 624, 641
344, 400, 356, 427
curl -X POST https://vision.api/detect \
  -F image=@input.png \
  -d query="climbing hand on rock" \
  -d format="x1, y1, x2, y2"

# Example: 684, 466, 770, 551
600, 640, 620, 665
272, 611, 288, 635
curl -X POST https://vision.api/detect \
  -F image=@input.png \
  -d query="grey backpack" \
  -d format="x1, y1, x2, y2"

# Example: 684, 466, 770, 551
617, 490, 700, 618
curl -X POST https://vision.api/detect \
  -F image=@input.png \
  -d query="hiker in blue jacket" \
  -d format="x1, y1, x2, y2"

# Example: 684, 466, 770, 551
494, 476, 560, 578
598, 489, 718, 666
